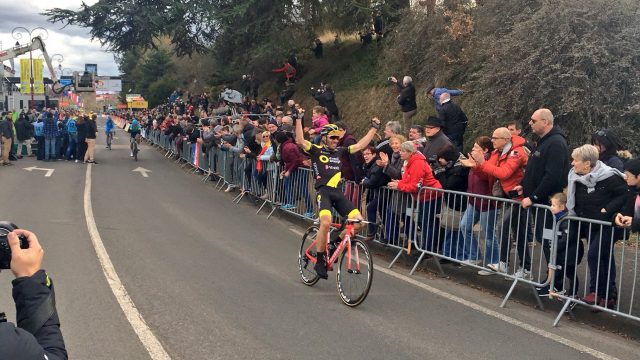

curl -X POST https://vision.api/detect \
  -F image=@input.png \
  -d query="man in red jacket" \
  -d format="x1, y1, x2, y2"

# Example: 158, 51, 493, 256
388, 141, 442, 251
469, 127, 531, 278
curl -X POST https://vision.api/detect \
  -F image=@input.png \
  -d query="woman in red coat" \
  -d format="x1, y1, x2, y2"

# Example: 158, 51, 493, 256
388, 141, 442, 251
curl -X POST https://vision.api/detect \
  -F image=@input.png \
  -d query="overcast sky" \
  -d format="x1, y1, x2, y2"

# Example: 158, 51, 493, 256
0, 0, 120, 77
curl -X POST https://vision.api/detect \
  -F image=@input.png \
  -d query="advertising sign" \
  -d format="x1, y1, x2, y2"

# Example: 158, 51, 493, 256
128, 100, 148, 109
33, 59, 44, 94
19, 59, 30, 93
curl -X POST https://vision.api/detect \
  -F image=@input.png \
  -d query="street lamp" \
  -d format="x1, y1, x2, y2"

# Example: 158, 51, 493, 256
12, 27, 49, 110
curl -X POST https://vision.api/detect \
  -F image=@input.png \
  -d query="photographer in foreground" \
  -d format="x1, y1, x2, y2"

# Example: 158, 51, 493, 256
0, 227, 67, 360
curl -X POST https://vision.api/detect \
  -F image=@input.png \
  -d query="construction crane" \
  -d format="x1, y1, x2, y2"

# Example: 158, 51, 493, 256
0, 36, 69, 94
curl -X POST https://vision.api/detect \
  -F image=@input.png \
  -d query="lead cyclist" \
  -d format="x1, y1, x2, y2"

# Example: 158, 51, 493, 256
294, 115, 381, 279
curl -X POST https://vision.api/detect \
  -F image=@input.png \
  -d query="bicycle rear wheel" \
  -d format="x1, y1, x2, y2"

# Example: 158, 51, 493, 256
298, 226, 320, 286
336, 238, 373, 307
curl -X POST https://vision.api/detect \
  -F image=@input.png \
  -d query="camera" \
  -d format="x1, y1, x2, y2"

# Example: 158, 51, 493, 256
0, 222, 28, 269
508, 190, 520, 198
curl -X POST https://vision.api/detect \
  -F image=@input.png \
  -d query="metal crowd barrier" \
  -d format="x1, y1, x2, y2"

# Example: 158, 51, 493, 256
550, 216, 639, 326
145, 128, 640, 327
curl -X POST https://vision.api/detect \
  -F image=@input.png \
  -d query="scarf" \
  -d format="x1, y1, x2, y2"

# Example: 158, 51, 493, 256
256, 141, 270, 172
566, 160, 624, 215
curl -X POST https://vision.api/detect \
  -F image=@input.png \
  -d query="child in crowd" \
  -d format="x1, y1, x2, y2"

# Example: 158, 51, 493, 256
614, 159, 640, 233
538, 192, 584, 297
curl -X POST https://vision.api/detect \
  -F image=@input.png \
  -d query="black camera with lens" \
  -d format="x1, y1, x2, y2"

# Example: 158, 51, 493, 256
0, 222, 28, 269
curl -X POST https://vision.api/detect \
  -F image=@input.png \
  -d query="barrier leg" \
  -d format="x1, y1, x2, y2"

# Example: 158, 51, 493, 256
388, 248, 405, 269
500, 279, 518, 308
553, 298, 576, 327
256, 200, 268, 214
409, 253, 425, 275
530, 284, 545, 310
266, 206, 278, 219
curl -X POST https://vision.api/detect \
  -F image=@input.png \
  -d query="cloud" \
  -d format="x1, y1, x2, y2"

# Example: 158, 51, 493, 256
0, 0, 120, 76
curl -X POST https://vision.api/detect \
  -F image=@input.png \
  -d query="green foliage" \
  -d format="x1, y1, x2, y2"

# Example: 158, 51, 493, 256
383, 0, 640, 153
147, 77, 175, 107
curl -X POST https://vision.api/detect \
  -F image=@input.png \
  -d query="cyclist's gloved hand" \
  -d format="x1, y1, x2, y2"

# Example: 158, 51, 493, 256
370, 117, 381, 130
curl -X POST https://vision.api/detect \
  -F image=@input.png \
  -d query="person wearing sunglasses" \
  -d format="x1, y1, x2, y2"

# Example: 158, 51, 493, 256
295, 117, 381, 279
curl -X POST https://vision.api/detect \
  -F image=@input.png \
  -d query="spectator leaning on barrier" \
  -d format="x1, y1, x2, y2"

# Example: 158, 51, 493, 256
390, 75, 417, 130
277, 131, 313, 216
422, 116, 454, 174
615, 159, 640, 233
435, 145, 469, 262
567, 144, 628, 308
458, 136, 500, 271
467, 127, 530, 276
377, 134, 406, 245
426, 84, 463, 112
515, 108, 569, 268
407, 125, 426, 152
387, 141, 443, 251
376, 120, 401, 159
361, 146, 390, 241
437, 92, 468, 153
591, 129, 624, 171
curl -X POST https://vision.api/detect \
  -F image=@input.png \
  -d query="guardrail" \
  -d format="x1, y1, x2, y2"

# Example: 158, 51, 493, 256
144, 129, 640, 327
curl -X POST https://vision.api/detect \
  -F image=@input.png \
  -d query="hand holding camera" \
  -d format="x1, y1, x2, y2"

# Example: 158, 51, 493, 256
0, 222, 42, 278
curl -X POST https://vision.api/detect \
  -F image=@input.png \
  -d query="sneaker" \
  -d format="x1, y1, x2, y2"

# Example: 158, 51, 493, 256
75, 160, 79, 163
130, 152, 134, 157
224, 185, 237, 192
314, 253, 328, 279
303, 211, 314, 218
461, 259, 482, 266
477, 270, 493, 276
598, 297, 616, 309
582, 292, 597, 305
280, 204, 294, 210
514, 267, 531, 280
487, 261, 507, 273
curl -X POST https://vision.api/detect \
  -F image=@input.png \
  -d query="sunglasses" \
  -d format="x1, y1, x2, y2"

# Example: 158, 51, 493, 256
328, 135, 340, 140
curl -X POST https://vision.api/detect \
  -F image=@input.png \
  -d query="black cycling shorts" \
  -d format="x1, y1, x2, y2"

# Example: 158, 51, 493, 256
316, 186, 360, 219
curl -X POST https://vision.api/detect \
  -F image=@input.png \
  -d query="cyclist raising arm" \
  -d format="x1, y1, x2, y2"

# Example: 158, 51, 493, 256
295, 115, 381, 279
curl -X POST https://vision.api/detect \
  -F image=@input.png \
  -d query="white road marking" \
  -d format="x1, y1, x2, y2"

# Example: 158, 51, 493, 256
133, 167, 152, 178
289, 228, 618, 360
24, 166, 55, 177
84, 164, 171, 360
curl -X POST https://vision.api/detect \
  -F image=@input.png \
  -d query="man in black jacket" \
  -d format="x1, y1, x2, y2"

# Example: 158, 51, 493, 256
390, 76, 417, 131
437, 92, 468, 152
514, 108, 570, 269
15, 113, 34, 158
311, 84, 339, 123
0, 228, 67, 360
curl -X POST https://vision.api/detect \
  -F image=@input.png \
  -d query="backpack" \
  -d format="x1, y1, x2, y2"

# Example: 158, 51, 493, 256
67, 119, 77, 135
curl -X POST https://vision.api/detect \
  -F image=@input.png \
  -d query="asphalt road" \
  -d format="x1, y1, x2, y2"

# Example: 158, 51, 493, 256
1, 118, 639, 359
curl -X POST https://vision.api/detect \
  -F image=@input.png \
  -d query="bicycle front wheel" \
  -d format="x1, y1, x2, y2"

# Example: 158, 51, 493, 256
133, 142, 138, 161
298, 226, 320, 286
336, 238, 373, 307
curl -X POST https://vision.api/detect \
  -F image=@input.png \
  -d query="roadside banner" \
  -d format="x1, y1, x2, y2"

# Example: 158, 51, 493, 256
33, 59, 44, 94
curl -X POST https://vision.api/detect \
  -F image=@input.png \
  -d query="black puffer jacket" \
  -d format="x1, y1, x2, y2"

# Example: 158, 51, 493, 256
574, 175, 628, 221
0, 270, 67, 360
521, 126, 570, 204
396, 83, 417, 112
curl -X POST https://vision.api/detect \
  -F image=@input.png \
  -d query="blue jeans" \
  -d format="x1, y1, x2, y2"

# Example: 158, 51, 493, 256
418, 198, 442, 252
283, 168, 313, 212
44, 137, 56, 160
66, 134, 77, 160
459, 207, 499, 263
442, 228, 465, 259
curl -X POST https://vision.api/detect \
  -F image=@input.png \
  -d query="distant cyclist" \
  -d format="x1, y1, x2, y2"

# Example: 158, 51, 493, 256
105, 113, 115, 149
294, 116, 381, 279
128, 117, 141, 157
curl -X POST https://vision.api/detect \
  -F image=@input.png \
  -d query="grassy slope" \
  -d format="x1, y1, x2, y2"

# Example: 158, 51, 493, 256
258, 39, 440, 135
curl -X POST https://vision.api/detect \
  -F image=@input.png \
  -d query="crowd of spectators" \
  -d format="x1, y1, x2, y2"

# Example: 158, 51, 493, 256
2, 59, 637, 311
138, 80, 639, 309
1, 109, 99, 165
